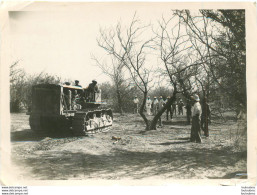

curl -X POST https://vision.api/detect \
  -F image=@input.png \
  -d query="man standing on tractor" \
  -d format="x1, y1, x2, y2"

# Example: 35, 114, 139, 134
84, 80, 99, 102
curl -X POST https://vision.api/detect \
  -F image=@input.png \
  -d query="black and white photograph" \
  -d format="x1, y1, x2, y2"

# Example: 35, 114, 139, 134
1, 2, 256, 186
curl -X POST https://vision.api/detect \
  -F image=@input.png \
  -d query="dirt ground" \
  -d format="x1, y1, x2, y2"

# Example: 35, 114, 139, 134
10, 111, 247, 180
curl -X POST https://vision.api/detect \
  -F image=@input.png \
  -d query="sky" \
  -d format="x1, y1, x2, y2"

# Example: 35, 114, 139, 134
8, 3, 181, 87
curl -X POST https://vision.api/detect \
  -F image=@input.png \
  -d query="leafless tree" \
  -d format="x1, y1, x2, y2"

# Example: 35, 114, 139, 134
152, 13, 209, 127
175, 10, 246, 113
92, 56, 127, 114
10, 61, 61, 112
10, 61, 26, 112
98, 14, 175, 130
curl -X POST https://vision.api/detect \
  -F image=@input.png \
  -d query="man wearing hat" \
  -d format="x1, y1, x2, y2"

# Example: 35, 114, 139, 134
190, 94, 202, 143
133, 96, 139, 114
75, 80, 82, 87
146, 96, 152, 115
84, 80, 99, 102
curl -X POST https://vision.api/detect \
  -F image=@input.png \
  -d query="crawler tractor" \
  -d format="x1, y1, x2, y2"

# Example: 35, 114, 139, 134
28, 83, 113, 136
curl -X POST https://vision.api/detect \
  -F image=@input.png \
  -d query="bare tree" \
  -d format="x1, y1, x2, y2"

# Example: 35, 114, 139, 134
175, 10, 246, 113
92, 56, 126, 114
97, 11, 237, 130
10, 61, 26, 112
10, 61, 61, 112
152, 13, 207, 127
98, 14, 174, 130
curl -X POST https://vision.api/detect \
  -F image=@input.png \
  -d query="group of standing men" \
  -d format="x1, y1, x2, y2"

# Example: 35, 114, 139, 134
134, 96, 165, 115
133, 94, 211, 143
133, 96, 187, 126
135, 96, 186, 118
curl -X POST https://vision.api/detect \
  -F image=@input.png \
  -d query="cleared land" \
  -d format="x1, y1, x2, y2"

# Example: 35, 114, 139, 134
11, 112, 246, 180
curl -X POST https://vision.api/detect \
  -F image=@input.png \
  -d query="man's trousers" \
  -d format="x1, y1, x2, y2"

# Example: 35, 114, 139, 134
190, 116, 202, 143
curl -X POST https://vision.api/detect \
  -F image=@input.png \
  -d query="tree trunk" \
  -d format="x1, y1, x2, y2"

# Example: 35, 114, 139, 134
116, 88, 123, 115
139, 91, 150, 130
149, 91, 177, 130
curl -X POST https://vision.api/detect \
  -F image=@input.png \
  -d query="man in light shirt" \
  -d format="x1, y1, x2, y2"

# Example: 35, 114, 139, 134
133, 96, 139, 114
146, 96, 152, 115
190, 94, 202, 143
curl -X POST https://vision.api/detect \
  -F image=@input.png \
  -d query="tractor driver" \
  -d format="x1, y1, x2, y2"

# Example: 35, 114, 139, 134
84, 80, 100, 102
75, 80, 82, 88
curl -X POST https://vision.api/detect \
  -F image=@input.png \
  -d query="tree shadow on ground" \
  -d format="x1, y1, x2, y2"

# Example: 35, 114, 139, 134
167, 126, 189, 131
151, 140, 190, 145
176, 137, 190, 140
163, 120, 189, 126
16, 146, 247, 180
211, 115, 237, 122
11, 129, 75, 142
11, 129, 45, 142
